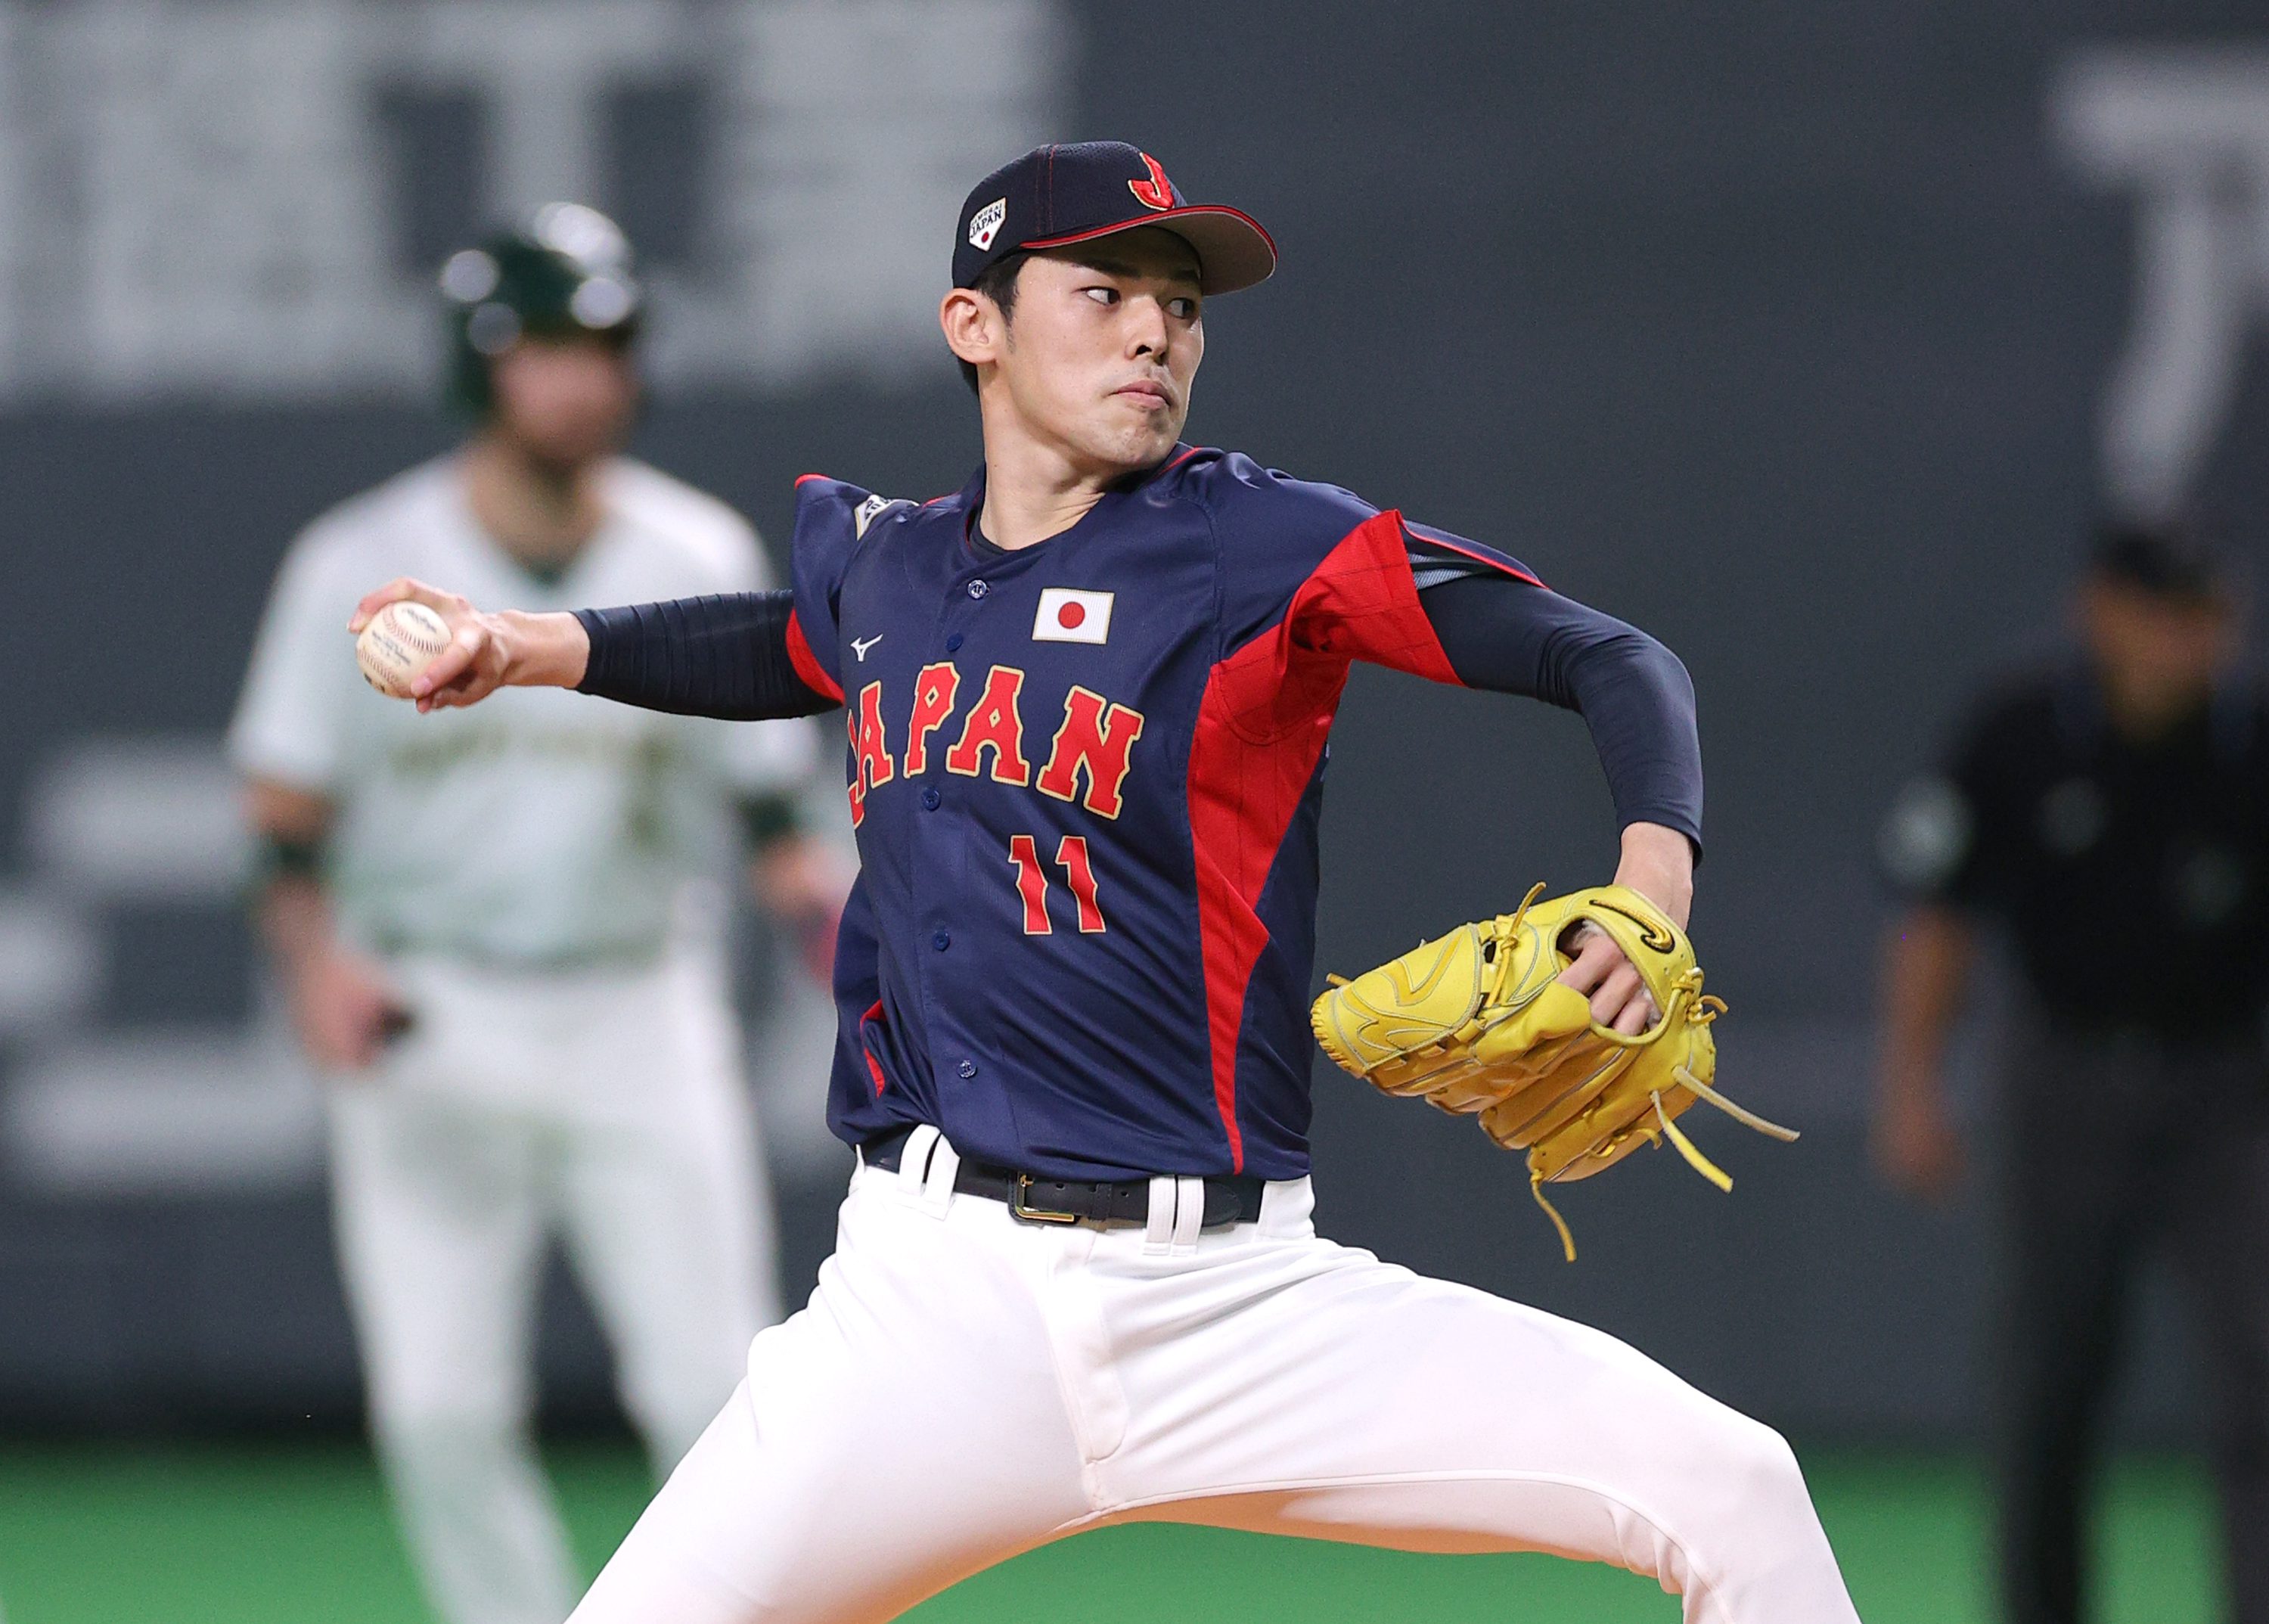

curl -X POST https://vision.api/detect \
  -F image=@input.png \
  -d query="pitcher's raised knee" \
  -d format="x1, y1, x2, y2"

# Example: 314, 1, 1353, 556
1731, 1418, 1814, 1523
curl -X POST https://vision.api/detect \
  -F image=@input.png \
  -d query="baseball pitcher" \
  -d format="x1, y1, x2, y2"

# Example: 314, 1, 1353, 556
348, 147, 1858, 1623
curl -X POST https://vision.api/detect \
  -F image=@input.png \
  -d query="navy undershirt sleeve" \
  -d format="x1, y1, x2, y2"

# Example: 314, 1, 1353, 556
1420, 573, 1703, 855
573, 592, 837, 720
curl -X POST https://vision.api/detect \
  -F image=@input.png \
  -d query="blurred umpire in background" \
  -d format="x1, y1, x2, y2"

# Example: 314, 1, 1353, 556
1875, 523, 2269, 1624
230, 205, 843, 1624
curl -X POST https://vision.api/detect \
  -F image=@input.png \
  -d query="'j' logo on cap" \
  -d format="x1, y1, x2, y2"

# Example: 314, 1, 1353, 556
1128, 153, 1174, 211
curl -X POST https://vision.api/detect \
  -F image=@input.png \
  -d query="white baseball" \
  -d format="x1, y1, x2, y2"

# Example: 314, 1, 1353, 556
355, 601, 453, 699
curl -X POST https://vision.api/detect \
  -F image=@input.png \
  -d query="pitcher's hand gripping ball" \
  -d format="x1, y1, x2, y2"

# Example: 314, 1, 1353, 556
355, 601, 451, 699
1311, 885, 1799, 1258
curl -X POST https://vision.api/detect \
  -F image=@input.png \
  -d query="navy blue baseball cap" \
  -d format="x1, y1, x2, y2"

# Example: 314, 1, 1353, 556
953, 142, 1277, 295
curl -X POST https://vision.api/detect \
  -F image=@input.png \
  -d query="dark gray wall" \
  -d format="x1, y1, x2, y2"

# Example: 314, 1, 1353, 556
5, 0, 2266, 1439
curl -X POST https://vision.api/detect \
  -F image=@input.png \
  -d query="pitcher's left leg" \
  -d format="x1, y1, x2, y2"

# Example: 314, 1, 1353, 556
1094, 1186, 1857, 1624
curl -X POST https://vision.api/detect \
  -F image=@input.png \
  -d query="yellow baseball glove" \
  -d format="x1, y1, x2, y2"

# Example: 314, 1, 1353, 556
1310, 884, 1797, 1259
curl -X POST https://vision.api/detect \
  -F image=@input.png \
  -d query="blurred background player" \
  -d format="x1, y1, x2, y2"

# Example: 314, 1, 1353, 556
228, 203, 843, 1624
1874, 522, 2269, 1624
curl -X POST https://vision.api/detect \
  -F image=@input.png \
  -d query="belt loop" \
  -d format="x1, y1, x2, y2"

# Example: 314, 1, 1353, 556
1170, 1175, 1204, 1255
896, 1125, 941, 1208
920, 1132, 961, 1217
1259, 1176, 1314, 1237
1143, 1175, 1176, 1255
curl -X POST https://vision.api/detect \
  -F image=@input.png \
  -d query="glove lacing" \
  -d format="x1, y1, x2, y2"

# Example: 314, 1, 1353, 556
1321, 883, 1551, 1095
1528, 968, 1801, 1262
1425, 883, 1556, 1098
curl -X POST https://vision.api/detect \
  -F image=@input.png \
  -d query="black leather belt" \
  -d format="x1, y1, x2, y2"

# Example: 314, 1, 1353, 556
864, 1129, 1264, 1230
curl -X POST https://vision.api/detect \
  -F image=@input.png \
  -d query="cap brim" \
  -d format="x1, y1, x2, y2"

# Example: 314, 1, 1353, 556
1020, 204, 1277, 294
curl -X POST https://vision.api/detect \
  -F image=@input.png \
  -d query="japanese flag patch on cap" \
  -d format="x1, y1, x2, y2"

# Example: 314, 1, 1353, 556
1034, 588, 1113, 644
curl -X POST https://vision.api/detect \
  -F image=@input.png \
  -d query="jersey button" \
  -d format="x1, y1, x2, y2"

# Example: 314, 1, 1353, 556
932, 930, 951, 951
957, 1060, 978, 1079
945, 632, 964, 652
967, 579, 989, 600
921, 787, 941, 810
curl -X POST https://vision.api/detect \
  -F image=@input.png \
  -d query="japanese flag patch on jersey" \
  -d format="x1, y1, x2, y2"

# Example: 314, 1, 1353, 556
1033, 588, 1113, 644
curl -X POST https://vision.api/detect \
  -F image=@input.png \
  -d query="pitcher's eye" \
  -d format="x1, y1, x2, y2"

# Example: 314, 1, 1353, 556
1085, 287, 1119, 306
1168, 297, 1198, 318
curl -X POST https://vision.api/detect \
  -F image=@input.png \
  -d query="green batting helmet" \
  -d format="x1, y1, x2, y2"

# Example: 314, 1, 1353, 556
439, 202, 643, 415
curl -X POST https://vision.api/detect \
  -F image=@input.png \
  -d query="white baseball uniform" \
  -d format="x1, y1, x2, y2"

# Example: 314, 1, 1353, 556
570, 1135, 1858, 1624
230, 454, 818, 1624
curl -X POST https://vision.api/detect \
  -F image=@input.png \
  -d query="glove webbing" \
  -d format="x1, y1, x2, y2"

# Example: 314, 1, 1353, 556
1528, 1041, 1801, 1262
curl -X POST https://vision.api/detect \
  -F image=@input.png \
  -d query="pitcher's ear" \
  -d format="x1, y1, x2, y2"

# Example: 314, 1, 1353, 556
939, 287, 1001, 370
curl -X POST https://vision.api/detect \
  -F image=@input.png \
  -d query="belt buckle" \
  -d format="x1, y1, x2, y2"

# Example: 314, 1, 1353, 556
1011, 1174, 1082, 1224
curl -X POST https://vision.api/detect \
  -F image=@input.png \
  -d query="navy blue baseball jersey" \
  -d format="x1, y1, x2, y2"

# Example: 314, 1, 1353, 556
785, 446, 1547, 1182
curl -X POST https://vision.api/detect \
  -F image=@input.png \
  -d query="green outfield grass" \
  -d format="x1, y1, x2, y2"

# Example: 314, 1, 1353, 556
0, 1439, 2224, 1622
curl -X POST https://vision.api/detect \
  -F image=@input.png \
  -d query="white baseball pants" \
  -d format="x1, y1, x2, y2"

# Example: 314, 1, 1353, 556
570, 1128, 1859, 1624
329, 953, 779, 1624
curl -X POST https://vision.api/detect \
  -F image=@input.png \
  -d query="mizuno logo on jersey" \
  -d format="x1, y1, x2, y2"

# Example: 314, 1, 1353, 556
1033, 588, 1113, 644
852, 635, 884, 661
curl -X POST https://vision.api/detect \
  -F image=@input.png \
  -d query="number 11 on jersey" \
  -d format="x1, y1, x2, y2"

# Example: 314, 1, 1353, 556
1008, 835, 1106, 935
